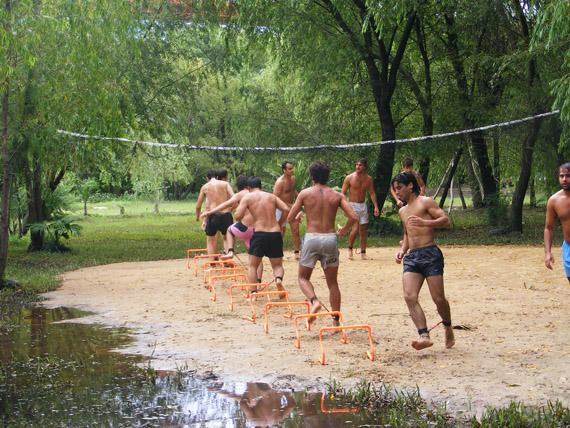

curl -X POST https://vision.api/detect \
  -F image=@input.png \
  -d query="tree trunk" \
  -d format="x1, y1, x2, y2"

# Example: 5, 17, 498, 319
493, 134, 500, 187
27, 154, 44, 251
458, 182, 467, 209
83, 200, 88, 216
373, 102, 397, 210
439, 148, 463, 208
0, 88, 10, 285
464, 146, 484, 208
529, 177, 536, 208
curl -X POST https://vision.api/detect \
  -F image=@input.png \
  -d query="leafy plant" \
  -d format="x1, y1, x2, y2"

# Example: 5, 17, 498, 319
29, 217, 82, 252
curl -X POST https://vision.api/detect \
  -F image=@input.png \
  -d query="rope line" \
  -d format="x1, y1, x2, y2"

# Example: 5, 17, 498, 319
56, 110, 559, 153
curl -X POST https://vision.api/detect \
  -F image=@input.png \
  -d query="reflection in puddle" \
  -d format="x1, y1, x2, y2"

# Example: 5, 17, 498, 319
0, 306, 372, 426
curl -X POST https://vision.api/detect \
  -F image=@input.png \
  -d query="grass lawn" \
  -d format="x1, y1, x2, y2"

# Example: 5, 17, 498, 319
3, 199, 557, 294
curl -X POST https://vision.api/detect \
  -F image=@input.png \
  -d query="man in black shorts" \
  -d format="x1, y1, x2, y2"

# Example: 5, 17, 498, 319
392, 172, 455, 351
235, 177, 290, 292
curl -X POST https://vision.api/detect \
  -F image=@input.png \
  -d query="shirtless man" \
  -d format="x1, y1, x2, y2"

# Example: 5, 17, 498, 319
195, 169, 234, 255
201, 175, 263, 280
391, 158, 426, 207
341, 159, 380, 259
392, 172, 455, 351
287, 161, 357, 326
544, 162, 570, 283
235, 177, 290, 293
274, 161, 302, 259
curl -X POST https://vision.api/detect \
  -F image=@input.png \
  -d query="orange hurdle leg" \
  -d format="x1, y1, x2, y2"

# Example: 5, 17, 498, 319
318, 324, 376, 365
186, 248, 207, 269
264, 301, 310, 334
202, 260, 236, 282
204, 267, 245, 286
228, 282, 263, 312
193, 254, 222, 276
247, 290, 288, 323
209, 273, 246, 302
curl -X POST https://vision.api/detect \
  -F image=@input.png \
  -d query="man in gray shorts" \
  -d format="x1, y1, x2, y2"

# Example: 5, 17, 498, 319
287, 161, 357, 326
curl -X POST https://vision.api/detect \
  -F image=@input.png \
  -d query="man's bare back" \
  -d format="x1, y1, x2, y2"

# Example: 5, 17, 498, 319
236, 190, 289, 232
195, 178, 234, 219
296, 186, 353, 234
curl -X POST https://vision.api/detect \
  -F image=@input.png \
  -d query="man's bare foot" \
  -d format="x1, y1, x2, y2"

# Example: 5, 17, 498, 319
411, 334, 433, 350
220, 250, 234, 260
360, 252, 369, 260
308, 299, 322, 325
276, 280, 286, 300
347, 248, 354, 260
444, 326, 455, 349
332, 317, 340, 327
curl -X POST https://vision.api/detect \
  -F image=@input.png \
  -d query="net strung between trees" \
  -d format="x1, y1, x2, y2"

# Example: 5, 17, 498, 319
57, 111, 560, 153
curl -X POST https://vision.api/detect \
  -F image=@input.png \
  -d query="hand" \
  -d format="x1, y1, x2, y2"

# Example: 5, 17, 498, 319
406, 215, 426, 227
201, 221, 206, 231
396, 200, 404, 208
545, 253, 554, 270
200, 210, 210, 218
336, 223, 349, 237
373, 207, 380, 217
295, 211, 304, 222
395, 250, 405, 264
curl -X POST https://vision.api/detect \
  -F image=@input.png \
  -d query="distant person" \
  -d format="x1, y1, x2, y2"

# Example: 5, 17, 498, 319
274, 161, 302, 259
201, 175, 263, 280
235, 177, 290, 293
544, 162, 570, 284
392, 172, 455, 351
287, 161, 357, 325
341, 159, 380, 259
195, 169, 234, 255
391, 158, 426, 207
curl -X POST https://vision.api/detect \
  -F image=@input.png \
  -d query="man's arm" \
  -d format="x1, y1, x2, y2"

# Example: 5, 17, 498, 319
416, 173, 427, 196
273, 177, 283, 198
234, 196, 248, 222
341, 175, 350, 198
195, 185, 206, 221
544, 197, 557, 270
407, 198, 450, 229
275, 196, 290, 227
286, 191, 303, 224
337, 197, 358, 236
395, 222, 409, 263
390, 184, 403, 208
201, 194, 239, 218
366, 177, 380, 216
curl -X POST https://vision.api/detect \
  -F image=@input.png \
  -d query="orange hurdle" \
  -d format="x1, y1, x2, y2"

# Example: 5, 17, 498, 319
193, 254, 223, 276
320, 391, 359, 414
228, 282, 264, 311
318, 324, 376, 365
246, 290, 289, 323
185, 248, 208, 269
264, 301, 310, 334
208, 273, 246, 302
202, 260, 236, 282
293, 311, 346, 349
204, 267, 245, 286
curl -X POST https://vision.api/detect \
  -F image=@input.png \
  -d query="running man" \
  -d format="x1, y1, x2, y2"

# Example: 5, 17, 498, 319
201, 175, 263, 280
287, 161, 357, 326
341, 159, 380, 259
391, 158, 426, 207
195, 169, 234, 255
274, 161, 302, 259
392, 172, 455, 351
544, 162, 570, 284
235, 177, 290, 293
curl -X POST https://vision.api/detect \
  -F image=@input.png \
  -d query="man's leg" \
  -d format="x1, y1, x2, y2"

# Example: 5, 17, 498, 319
206, 235, 218, 257
323, 266, 341, 326
247, 255, 263, 289
403, 271, 433, 350
359, 223, 368, 259
221, 231, 235, 260
269, 257, 286, 298
425, 275, 455, 349
298, 264, 321, 321
290, 219, 302, 259
348, 222, 359, 260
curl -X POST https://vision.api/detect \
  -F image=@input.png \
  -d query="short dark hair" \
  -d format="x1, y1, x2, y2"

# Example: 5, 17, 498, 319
391, 172, 420, 195
282, 161, 293, 171
356, 158, 367, 168
206, 169, 216, 179
248, 177, 262, 189
216, 169, 228, 180
309, 161, 330, 184
236, 175, 248, 190
402, 158, 413, 168
560, 163, 570, 172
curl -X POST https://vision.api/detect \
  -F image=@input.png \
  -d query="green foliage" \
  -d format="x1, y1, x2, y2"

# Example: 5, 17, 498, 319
472, 400, 570, 427
29, 217, 82, 252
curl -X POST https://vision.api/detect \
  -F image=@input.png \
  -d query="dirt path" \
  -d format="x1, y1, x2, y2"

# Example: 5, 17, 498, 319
43, 246, 570, 415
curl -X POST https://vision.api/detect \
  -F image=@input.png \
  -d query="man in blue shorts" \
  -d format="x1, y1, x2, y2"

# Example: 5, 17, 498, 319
544, 162, 570, 283
392, 172, 455, 351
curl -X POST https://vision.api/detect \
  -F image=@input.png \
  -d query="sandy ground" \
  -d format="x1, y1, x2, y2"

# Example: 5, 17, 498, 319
43, 246, 570, 416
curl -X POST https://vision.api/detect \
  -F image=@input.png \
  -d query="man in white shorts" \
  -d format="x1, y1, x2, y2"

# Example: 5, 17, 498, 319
287, 161, 357, 326
341, 159, 380, 259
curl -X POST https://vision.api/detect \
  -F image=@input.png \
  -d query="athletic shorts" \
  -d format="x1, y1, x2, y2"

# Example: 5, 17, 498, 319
228, 222, 253, 249
248, 231, 284, 258
300, 233, 339, 269
204, 212, 233, 237
563, 241, 570, 278
403, 245, 444, 278
351, 202, 369, 225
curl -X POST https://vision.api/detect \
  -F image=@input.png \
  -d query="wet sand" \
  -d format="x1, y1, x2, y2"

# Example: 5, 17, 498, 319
43, 246, 570, 415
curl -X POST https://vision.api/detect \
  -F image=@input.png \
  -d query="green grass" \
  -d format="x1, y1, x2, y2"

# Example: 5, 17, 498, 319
3, 199, 559, 294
